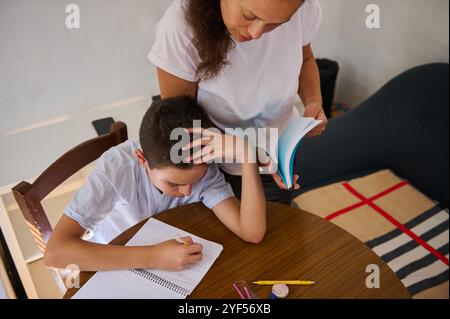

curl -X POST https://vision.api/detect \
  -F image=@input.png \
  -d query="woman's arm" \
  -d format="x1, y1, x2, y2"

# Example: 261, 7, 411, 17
157, 67, 198, 99
298, 44, 328, 137
44, 215, 203, 272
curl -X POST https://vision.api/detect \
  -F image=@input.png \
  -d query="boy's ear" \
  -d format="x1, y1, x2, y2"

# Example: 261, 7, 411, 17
135, 149, 147, 166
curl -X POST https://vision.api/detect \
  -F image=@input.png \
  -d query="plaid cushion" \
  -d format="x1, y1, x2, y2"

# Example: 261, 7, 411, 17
293, 169, 449, 299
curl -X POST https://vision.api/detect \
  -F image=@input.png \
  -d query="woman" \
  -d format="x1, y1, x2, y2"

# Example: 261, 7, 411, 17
148, 0, 327, 204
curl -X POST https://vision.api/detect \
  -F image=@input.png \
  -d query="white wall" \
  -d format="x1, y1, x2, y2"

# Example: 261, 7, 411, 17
313, 0, 449, 106
1, 0, 448, 133
0, 0, 172, 134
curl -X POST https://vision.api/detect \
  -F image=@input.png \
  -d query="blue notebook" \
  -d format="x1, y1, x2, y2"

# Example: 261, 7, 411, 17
273, 117, 322, 190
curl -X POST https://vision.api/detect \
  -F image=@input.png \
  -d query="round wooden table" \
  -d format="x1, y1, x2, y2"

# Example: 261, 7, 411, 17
64, 202, 410, 299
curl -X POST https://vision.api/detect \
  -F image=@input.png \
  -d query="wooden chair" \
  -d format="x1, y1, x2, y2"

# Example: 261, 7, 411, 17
11, 121, 128, 292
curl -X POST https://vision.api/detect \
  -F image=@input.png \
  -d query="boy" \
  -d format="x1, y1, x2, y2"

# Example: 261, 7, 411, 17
44, 96, 266, 272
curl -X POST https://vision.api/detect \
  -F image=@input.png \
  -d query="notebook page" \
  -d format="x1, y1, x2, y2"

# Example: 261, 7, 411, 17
125, 218, 223, 294
72, 268, 183, 299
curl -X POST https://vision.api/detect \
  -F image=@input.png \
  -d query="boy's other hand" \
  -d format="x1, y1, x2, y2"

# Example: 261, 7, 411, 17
151, 238, 203, 271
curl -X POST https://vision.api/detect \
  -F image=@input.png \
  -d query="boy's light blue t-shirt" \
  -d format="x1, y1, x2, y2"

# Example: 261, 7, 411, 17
65, 140, 235, 244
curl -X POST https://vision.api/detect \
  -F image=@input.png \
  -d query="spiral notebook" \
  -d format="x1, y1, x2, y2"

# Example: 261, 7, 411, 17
72, 218, 223, 299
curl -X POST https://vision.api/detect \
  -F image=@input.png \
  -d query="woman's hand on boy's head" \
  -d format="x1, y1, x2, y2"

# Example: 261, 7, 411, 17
183, 128, 251, 164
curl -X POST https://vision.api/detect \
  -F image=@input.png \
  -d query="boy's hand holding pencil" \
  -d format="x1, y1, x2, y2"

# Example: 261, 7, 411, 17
148, 236, 203, 271
176, 234, 194, 246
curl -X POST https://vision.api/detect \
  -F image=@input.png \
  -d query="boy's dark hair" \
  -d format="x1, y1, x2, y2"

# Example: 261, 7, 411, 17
139, 95, 214, 169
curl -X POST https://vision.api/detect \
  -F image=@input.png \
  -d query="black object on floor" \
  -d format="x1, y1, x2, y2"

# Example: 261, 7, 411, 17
317, 58, 339, 119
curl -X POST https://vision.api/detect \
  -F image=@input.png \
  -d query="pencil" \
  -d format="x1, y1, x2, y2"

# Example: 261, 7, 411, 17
176, 234, 191, 246
232, 283, 246, 299
243, 287, 252, 299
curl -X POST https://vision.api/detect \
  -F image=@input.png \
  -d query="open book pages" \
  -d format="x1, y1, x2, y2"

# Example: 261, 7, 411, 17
274, 117, 322, 189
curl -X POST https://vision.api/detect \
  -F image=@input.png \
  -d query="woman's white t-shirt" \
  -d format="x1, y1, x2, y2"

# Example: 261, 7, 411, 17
148, 0, 322, 175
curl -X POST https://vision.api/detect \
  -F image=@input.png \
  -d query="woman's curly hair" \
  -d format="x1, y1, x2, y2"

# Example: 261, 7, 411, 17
185, 0, 235, 80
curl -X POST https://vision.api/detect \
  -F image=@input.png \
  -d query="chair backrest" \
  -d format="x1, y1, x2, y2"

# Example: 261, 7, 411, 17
11, 121, 128, 253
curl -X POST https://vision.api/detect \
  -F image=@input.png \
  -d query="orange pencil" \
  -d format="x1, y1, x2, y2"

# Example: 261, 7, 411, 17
176, 234, 192, 246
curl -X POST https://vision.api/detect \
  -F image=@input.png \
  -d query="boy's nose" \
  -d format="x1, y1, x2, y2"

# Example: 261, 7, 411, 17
178, 185, 192, 196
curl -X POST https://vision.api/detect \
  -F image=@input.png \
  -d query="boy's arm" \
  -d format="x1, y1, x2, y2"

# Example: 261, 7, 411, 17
211, 146, 266, 244
185, 129, 266, 243
44, 215, 203, 272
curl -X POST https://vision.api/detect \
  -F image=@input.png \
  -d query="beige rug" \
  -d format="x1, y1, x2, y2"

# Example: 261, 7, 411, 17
293, 169, 449, 299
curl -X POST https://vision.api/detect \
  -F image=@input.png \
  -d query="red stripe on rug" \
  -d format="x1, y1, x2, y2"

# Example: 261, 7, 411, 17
324, 201, 366, 221
367, 201, 449, 266
368, 181, 410, 201
337, 182, 449, 266
325, 181, 409, 220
